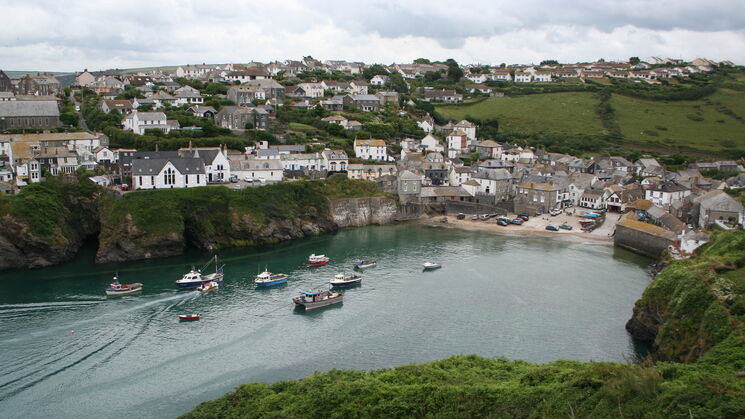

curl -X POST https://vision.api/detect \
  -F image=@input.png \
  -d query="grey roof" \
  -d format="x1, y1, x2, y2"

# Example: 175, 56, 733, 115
257, 149, 279, 158
229, 159, 282, 171
134, 151, 179, 159
182, 149, 220, 165
649, 181, 689, 193
322, 149, 348, 159
399, 170, 421, 181
699, 190, 744, 212
0, 100, 59, 117
474, 168, 511, 181
351, 94, 380, 101
132, 157, 205, 175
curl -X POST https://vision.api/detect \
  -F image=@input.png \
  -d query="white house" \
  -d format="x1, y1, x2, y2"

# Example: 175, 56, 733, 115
123, 111, 178, 135
448, 165, 472, 186
280, 153, 323, 171
297, 83, 325, 98
132, 158, 207, 190
321, 149, 348, 172
533, 71, 553, 82
174, 86, 204, 106
94, 146, 114, 163
347, 163, 397, 180
370, 75, 389, 86
453, 120, 477, 142
229, 158, 283, 182
645, 181, 691, 210
514, 72, 533, 82
420, 134, 444, 153
354, 139, 391, 161
491, 71, 512, 81
465, 73, 488, 83
180, 147, 231, 183
446, 130, 468, 159
417, 115, 435, 133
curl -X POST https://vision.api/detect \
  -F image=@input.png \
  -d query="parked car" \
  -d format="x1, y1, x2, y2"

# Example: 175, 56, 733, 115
517, 214, 530, 221
511, 218, 523, 225
244, 176, 254, 182
559, 223, 573, 230
471, 215, 479, 220
257, 177, 267, 184
545, 224, 559, 231
480, 214, 490, 220
497, 219, 509, 226
229, 175, 239, 183
488, 213, 499, 218
456, 213, 466, 220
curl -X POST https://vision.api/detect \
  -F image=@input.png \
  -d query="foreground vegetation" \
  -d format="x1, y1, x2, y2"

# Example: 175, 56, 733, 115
184, 230, 745, 418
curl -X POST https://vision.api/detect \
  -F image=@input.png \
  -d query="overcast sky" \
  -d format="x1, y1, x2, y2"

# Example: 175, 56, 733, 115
2, 0, 744, 72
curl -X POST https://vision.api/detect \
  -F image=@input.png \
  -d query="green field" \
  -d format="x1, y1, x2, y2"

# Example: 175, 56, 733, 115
611, 90, 745, 151
436, 92, 605, 136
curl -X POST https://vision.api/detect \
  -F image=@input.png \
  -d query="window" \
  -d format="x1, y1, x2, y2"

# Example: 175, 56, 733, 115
163, 167, 176, 185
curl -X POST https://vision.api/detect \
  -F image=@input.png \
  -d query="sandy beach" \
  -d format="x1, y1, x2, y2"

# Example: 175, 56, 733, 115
418, 210, 622, 244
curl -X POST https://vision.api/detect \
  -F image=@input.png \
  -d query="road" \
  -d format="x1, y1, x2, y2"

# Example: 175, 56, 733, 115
69, 89, 90, 131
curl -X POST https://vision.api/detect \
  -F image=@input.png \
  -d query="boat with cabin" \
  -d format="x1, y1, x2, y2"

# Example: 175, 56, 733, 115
175, 256, 225, 289
330, 273, 362, 287
308, 254, 330, 266
422, 261, 442, 270
353, 260, 377, 269
255, 268, 289, 287
293, 289, 343, 310
105, 275, 143, 296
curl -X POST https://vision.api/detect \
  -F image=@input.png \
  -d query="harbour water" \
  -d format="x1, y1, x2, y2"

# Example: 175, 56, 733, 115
0, 225, 651, 418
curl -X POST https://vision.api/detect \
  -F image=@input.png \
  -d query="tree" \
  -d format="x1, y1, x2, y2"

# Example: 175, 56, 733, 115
362, 64, 390, 80
445, 59, 463, 82
424, 71, 441, 82
414, 58, 431, 64
629, 57, 641, 65
385, 73, 409, 93
540, 60, 559, 66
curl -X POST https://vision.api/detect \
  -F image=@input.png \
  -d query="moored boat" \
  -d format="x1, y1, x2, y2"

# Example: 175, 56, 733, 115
178, 314, 200, 321
105, 275, 143, 296
293, 289, 343, 310
175, 255, 225, 289
330, 273, 362, 287
308, 254, 330, 266
353, 260, 377, 269
422, 261, 442, 270
196, 281, 219, 292
255, 269, 288, 287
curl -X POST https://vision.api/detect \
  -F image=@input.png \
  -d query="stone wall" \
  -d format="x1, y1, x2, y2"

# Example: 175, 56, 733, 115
615, 223, 674, 258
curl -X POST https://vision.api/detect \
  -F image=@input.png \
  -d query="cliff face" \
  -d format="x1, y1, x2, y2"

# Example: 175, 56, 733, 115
328, 197, 399, 228
626, 230, 745, 362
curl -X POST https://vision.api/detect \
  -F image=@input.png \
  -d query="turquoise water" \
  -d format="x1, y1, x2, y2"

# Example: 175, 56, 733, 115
0, 225, 651, 418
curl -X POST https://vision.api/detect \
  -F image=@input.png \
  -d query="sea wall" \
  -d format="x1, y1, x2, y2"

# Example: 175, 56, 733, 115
614, 215, 675, 258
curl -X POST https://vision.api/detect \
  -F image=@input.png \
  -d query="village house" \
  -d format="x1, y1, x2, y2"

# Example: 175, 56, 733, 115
215, 106, 269, 130
417, 115, 435, 133
179, 147, 231, 183
224, 67, 271, 83
453, 120, 477, 141
472, 168, 512, 201
370, 75, 389, 86
475, 140, 502, 159
186, 105, 217, 119
343, 94, 381, 112
397, 170, 423, 203
694, 190, 744, 229
34, 146, 80, 176
514, 72, 532, 82
491, 71, 512, 81
280, 153, 323, 171
173, 86, 204, 105
321, 149, 348, 173
349, 80, 369, 95
645, 181, 691, 210
465, 73, 489, 84
132, 157, 207, 190
228, 158, 283, 182
423, 89, 463, 103
94, 146, 114, 163
354, 139, 391, 161
446, 130, 468, 158
297, 83, 325, 98
376, 91, 399, 107
0, 100, 61, 130
123, 111, 179, 135
99, 99, 134, 115
321, 114, 349, 128
347, 163, 397, 180
448, 165, 472, 186
515, 181, 563, 213
420, 134, 444, 153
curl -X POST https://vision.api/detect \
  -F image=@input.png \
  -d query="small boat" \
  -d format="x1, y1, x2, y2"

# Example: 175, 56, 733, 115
196, 281, 219, 292
179, 314, 200, 321
293, 289, 343, 310
353, 260, 377, 269
422, 262, 442, 270
330, 273, 362, 287
105, 275, 143, 296
255, 268, 288, 287
308, 254, 330, 266
175, 255, 225, 289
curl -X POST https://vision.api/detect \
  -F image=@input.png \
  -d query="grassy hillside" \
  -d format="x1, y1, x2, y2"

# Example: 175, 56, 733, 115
612, 90, 745, 152
436, 92, 605, 136
184, 230, 745, 418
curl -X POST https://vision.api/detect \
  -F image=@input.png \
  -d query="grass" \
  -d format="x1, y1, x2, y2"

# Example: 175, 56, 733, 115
435, 92, 605, 136
288, 122, 317, 132
611, 90, 745, 151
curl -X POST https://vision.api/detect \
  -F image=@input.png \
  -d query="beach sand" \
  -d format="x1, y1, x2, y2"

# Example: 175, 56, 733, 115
418, 210, 622, 244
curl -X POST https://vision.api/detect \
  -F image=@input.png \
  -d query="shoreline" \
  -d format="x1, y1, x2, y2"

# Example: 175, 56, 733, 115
416, 212, 619, 245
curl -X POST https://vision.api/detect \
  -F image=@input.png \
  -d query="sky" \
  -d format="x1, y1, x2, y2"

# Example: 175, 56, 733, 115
2, 0, 744, 72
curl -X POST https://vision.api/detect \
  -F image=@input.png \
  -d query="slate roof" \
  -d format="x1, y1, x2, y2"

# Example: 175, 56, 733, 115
0, 100, 59, 117
132, 157, 205, 175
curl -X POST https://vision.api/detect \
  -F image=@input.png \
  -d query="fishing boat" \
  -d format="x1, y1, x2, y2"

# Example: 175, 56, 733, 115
353, 260, 377, 269
196, 281, 219, 292
255, 268, 288, 287
330, 273, 362, 287
293, 289, 343, 310
105, 275, 143, 296
307, 254, 330, 266
175, 255, 225, 289
422, 261, 442, 270
178, 314, 200, 321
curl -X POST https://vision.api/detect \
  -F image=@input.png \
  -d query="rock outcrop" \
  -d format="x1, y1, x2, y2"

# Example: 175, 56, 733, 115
328, 197, 399, 227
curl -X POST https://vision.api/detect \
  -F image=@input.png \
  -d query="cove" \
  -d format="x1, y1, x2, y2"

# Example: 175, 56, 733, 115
0, 224, 651, 419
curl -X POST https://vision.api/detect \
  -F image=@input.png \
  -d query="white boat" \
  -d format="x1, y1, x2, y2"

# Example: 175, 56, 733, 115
196, 281, 219, 292
308, 254, 330, 266
330, 273, 362, 287
255, 269, 288, 287
353, 260, 377, 269
105, 275, 142, 296
175, 256, 225, 289
293, 289, 343, 310
422, 262, 442, 270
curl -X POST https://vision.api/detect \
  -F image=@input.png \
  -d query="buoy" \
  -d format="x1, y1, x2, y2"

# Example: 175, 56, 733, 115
70, 330, 75, 334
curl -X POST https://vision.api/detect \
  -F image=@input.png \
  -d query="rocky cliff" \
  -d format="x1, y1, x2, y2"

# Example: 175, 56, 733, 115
625, 230, 745, 362
328, 197, 399, 228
